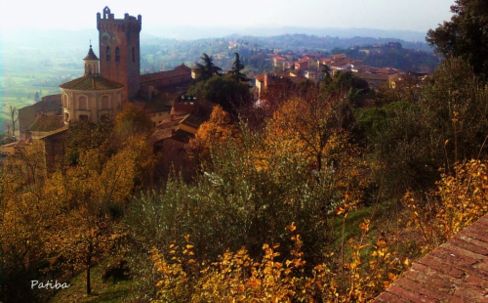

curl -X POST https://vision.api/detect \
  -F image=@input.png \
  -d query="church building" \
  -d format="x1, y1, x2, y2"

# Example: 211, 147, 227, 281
60, 45, 124, 124
12, 6, 197, 171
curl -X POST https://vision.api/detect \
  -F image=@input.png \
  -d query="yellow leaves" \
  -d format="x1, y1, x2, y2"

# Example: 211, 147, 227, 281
349, 259, 361, 270
403, 160, 488, 250
149, 221, 403, 303
336, 206, 347, 216
403, 258, 411, 267
190, 105, 240, 160
287, 222, 297, 233
359, 219, 370, 233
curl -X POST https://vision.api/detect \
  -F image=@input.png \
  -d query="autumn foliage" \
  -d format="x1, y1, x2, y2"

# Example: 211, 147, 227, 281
189, 105, 239, 161
2, 47, 488, 303
402, 160, 488, 251
150, 222, 407, 303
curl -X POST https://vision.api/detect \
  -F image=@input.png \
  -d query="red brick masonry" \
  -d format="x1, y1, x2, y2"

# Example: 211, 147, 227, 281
374, 215, 488, 303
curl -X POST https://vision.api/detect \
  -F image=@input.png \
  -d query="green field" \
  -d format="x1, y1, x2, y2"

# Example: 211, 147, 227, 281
1, 47, 82, 129
1, 75, 64, 130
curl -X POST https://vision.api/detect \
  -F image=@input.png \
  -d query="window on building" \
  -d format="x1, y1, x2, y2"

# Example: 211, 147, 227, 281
132, 47, 135, 63
115, 47, 120, 63
100, 95, 110, 109
62, 95, 67, 108
106, 46, 111, 62
78, 96, 88, 110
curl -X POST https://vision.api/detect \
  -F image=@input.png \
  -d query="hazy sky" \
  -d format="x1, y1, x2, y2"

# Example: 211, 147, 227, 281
0, 0, 453, 32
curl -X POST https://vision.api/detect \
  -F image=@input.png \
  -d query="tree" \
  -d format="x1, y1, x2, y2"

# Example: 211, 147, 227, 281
229, 53, 249, 83
265, 93, 358, 172
64, 119, 113, 166
0, 142, 50, 302
114, 103, 153, 140
320, 71, 370, 105
355, 58, 488, 195
320, 64, 332, 82
188, 75, 252, 117
189, 105, 239, 162
427, 0, 488, 78
34, 91, 41, 102
8, 105, 18, 137
419, 57, 488, 167
45, 146, 137, 295
194, 53, 222, 81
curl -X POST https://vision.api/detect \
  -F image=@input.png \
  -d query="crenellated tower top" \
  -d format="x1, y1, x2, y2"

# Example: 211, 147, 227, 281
96, 6, 142, 33
96, 6, 142, 100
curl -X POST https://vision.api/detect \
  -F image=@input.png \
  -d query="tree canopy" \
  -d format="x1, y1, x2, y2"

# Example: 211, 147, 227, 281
229, 53, 250, 83
194, 53, 222, 81
427, 0, 488, 78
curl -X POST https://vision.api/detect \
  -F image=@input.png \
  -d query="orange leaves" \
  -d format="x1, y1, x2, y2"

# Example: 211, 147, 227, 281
189, 105, 241, 164
287, 222, 297, 233
359, 219, 370, 233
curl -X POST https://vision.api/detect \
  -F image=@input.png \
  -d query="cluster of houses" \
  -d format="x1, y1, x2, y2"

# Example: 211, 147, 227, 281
1, 7, 431, 176
261, 52, 425, 92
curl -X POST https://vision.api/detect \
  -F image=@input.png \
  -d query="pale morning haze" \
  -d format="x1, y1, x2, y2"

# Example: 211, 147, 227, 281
0, 0, 453, 32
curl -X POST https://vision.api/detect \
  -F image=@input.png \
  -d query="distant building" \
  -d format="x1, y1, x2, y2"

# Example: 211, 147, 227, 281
356, 67, 401, 89
150, 100, 207, 180
60, 45, 124, 124
304, 70, 319, 81
272, 55, 289, 71
18, 94, 62, 140
294, 56, 315, 72
140, 64, 193, 91
255, 73, 302, 101
10, 7, 202, 173
97, 7, 142, 99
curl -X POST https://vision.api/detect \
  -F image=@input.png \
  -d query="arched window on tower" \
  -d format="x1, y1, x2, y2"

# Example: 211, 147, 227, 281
132, 47, 135, 63
115, 47, 120, 63
106, 46, 111, 62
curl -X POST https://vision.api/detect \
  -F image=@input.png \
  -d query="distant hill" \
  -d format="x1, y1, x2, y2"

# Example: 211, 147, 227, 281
0, 30, 435, 131
228, 34, 433, 52
144, 26, 428, 42
332, 42, 440, 73
138, 34, 433, 72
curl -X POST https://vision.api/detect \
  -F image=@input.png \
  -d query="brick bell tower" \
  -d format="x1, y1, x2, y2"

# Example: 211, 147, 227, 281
97, 7, 142, 100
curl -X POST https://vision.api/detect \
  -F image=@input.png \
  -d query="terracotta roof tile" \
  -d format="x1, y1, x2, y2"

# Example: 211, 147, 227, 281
29, 114, 64, 132
374, 214, 488, 303
18, 95, 62, 132
60, 75, 123, 91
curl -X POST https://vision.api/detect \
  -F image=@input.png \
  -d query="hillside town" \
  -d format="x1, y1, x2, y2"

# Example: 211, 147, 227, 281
1, 2, 487, 303
0, 7, 427, 171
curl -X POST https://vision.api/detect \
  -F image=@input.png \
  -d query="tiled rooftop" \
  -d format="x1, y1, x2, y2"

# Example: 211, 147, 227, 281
60, 75, 123, 91
374, 215, 488, 303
